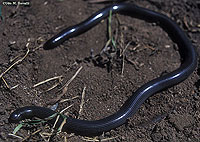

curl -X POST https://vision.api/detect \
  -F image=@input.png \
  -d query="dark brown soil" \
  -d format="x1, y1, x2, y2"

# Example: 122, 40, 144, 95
0, 0, 200, 141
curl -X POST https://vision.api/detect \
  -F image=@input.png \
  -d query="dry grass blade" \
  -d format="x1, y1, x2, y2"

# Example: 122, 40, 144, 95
39, 134, 47, 142
82, 136, 99, 142
125, 58, 140, 70
144, 44, 155, 50
22, 129, 42, 142
0, 37, 46, 89
48, 66, 83, 104
40, 132, 51, 142
32, 37, 45, 51
33, 75, 63, 88
64, 136, 67, 142
46, 104, 73, 141
100, 39, 111, 55
0, 46, 29, 89
10, 53, 21, 63
8, 133, 24, 140
33, 43, 43, 51
78, 86, 86, 118
1, 77, 10, 89
60, 95, 79, 103
60, 104, 74, 114
61, 66, 83, 90
82, 136, 118, 142
0, 47, 29, 79
101, 136, 118, 141
57, 116, 66, 133
40, 132, 52, 137
121, 41, 131, 75
46, 114, 61, 142
10, 84, 19, 90
45, 82, 61, 92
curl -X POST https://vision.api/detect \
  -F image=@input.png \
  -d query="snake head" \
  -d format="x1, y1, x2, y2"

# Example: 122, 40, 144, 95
8, 112, 22, 123
8, 107, 34, 123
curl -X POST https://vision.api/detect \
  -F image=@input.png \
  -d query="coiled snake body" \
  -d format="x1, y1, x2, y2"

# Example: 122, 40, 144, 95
9, 3, 197, 136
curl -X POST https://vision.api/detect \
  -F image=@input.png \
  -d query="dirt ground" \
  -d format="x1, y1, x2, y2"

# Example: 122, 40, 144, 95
0, 0, 200, 141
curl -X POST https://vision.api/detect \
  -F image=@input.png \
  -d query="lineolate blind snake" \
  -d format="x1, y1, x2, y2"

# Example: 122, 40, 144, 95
9, 3, 197, 136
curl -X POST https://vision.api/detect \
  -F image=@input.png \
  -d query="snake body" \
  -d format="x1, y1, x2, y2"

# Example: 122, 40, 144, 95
9, 3, 197, 136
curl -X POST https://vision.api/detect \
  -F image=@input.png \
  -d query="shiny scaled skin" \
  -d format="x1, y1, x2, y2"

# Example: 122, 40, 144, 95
9, 3, 197, 136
